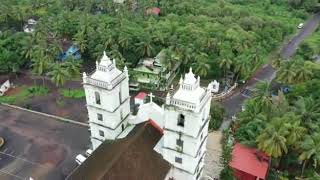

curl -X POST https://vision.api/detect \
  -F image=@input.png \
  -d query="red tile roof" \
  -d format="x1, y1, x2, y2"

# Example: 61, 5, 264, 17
229, 143, 270, 179
135, 92, 147, 100
146, 7, 161, 15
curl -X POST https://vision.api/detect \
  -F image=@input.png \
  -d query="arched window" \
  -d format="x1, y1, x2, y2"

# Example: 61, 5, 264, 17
177, 114, 185, 127
95, 91, 101, 104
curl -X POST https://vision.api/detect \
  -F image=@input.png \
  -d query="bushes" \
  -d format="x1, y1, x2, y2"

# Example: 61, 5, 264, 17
60, 89, 85, 99
209, 102, 225, 130
27, 86, 49, 96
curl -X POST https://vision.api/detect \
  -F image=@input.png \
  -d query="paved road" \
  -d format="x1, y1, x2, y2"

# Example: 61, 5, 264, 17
281, 12, 320, 59
219, 12, 320, 130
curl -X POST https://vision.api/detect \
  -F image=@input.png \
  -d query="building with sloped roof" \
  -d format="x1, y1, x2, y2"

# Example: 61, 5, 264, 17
71, 51, 213, 180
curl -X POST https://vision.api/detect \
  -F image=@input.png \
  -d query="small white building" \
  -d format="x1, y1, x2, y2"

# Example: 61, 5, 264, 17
211, 80, 220, 93
83, 51, 130, 150
23, 18, 37, 33
134, 92, 147, 105
0, 80, 11, 96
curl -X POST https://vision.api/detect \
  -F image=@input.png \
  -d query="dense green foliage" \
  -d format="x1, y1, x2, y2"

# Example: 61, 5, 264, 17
60, 88, 85, 99
0, 0, 310, 86
209, 102, 225, 130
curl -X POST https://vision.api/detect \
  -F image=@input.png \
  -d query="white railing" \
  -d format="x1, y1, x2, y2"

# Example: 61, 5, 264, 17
212, 83, 238, 100
84, 72, 126, 90
97, 64, 114, 72
170, 99, 196, 111
169, 90, 211, 112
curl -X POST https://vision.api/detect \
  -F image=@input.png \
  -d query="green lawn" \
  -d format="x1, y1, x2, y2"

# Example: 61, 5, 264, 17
0, 86, 49, 104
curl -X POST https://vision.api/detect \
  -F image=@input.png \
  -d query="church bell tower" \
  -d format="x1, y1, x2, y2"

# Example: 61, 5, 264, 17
83, 51, 130, 150
163, 68, 212, 180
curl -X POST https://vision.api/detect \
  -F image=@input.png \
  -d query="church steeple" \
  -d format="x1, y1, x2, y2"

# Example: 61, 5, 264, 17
163, 67, 212, 180
83, 51, 131, 150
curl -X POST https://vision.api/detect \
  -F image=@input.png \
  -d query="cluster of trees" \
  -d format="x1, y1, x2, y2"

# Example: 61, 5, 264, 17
234, 78, 320, 178
0, 0, 306, 87
232, 16, 320, 178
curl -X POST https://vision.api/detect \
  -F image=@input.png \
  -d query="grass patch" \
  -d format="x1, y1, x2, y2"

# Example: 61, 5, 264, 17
60, 89, 85, 99
0, 86, 49, 104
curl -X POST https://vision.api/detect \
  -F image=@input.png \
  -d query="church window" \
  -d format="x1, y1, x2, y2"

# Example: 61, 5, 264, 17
175, 157, 182, 164
97, 113, 103, 121
177, 114, 185, 127
99, 130, 104, 137
95, 92, 101, 104
200, 133, 203, 140
176, 139, 183, 148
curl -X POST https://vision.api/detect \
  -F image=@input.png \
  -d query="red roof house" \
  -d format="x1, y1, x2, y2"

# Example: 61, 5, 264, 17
229, 143, 270, 180
135, 92, 147, 105
146, 7, 161, 16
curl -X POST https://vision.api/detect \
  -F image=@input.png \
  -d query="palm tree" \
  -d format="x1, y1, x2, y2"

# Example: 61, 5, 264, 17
219, 58, 233, 84
293, 61, 313, 83
47, 63, 70, 87
272, 58, 282, 69
234, 56, 250, 82
20, 35, 35, 60
135, 35, 154, 58
283, 115, 306, 147
193, 53, 210, 77
293, 96, 320, 128
73, 31, 87, 53
63, 57, 81, 78
257, 118, 288, 158
253, 81, 273, 113
299, 133, 320, 177
277, 61, 296, 84
31, 49, 49, 86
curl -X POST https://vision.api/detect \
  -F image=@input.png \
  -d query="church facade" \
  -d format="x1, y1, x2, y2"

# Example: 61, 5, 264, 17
81, 52, 213, 180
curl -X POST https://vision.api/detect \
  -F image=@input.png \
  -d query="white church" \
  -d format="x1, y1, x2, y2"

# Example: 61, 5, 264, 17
68, 51, 213, 180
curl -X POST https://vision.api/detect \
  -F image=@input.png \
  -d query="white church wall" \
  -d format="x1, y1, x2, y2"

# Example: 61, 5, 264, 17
84, 85, 121, 112
87, 106, 120, 128
89, 117, 129, 141
91, 138, 102, 150
163, 130, 202, 157
120, 78, 130, 102
164, 109, 202, 138
163, 145, 206, 174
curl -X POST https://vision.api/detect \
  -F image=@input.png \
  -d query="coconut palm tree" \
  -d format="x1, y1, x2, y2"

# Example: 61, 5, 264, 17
219, 57, 233, 83
135, 35, 154, 57
234, 56, 250, 82
293, 61, 313, 83
293, 96, 320, 128
47, 63, 70, 87
193, 53, 210, 77
73, 31, 87, 53
63, 57, 81, 78
283, 115, 306, 147
253, 81, 273, 113
299, 133, 320, 177
257, 118, 288, 158
277, 61, 296, 84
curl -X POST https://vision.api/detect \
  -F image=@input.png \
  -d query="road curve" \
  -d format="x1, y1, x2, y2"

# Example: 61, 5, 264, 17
219, 12, 320, 130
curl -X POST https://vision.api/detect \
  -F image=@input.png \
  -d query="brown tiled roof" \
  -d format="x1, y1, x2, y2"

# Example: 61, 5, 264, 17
67, 122, 170, 180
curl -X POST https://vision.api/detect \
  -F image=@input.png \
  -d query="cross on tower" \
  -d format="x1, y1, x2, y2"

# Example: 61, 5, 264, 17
148, 92, 155, 103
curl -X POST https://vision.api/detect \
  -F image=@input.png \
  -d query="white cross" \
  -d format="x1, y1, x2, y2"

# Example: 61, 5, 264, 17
148, 92, 155, 103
